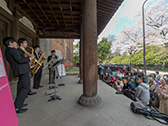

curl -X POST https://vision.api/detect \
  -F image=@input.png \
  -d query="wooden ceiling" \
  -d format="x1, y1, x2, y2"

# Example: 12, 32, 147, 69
13, 0, 124, 39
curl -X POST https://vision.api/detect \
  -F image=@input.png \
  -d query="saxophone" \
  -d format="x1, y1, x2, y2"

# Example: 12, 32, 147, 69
31, 51, 47, 75
21, 46, 41, 69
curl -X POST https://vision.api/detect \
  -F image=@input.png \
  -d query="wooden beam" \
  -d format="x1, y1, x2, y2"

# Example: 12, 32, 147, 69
97, 3, 118, 11
16, 1, 80, 6
34, 0, 52, 26
58, 1, 67, 27
46, 0, 60, 26
70, 0, 74, 25
23, 0, 46, 26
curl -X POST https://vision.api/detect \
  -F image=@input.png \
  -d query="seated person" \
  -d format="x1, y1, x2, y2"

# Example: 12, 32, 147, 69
148, 74, 157, 92
121, 66, 127, 76
118, 77, 136, 101
155, 78, 168, 115
104, 71, 115, 85
127, 72, 133, 84
113, 76, 123, 91
136, 74, 150, 104
116, 69, 124, 78
132, 72, 139, 88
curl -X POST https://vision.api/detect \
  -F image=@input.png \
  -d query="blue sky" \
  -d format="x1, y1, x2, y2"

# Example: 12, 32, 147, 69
98, 0, 157, 41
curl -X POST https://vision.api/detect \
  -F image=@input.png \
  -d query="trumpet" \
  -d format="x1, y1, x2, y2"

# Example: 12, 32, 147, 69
21, 46, 41, 69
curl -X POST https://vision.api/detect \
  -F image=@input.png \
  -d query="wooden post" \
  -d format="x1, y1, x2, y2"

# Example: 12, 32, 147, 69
78, 22, 83, 84
11, 10, 21, 40
78, 0, 101, 107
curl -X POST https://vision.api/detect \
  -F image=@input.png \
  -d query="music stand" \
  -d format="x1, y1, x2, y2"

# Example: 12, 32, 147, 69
58, 59, 66, 86
48, 60, 62, 102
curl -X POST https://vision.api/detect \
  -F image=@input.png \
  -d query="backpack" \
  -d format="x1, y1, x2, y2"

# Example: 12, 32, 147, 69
130, 101, 168, 124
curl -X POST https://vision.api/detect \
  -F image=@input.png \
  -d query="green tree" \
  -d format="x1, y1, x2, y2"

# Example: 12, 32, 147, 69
97, 38, 112, 61
73, 41, 80, 64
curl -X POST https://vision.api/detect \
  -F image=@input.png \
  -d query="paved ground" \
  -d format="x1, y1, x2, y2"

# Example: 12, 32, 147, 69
10, 75, 161, 126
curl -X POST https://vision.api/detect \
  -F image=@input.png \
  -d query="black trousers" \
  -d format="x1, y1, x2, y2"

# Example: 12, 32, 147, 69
33, 67, 42, 88
14, 72, 30, 109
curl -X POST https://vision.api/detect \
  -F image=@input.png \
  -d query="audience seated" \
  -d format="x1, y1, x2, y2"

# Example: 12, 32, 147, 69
113, 76, 123, 91
104, 71, 115, 86
97, 65, 168, 114
127, 72, 133, 84
136, 74, 150, 104
121, 66, 127, 76
132, 72, 139, 88
148, 74, 157, 92
116, 69, 124, 78
121, 77, 136, 101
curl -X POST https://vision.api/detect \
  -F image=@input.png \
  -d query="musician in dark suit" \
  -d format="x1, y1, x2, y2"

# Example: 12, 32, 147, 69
47, 50, 58, 86
33, 45, 43, 89
3, 37, 35, 113
17, 38, 36, 95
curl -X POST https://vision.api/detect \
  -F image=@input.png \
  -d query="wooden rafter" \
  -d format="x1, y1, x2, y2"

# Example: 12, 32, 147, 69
58, 1, 67, 27
34, 0, 53, 26
23, 0, 46, 26
46, 0, 60, 26
70, 0, 74, 25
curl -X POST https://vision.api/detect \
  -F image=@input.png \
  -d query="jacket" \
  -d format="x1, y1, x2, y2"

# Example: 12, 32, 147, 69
158, 85, 168, 115
136, 83, 150, 103
47, 55, 58, 62
5, 47, 30, 77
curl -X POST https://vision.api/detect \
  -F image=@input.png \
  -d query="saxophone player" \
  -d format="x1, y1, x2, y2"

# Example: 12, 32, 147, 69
33, 45, 44, 89
18, 38, 37, 95
3, 37, 35, 113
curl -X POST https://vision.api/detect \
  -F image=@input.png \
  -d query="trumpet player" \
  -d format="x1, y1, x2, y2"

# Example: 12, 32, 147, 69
18, 38, 37, 95
3, 37, 35, 113
33, 45, 43, 89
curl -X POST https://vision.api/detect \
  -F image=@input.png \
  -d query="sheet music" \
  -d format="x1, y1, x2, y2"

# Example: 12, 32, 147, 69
0, 57, 5, 78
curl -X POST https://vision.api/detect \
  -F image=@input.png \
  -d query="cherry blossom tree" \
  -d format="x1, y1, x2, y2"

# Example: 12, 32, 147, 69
112, 0, 168, 55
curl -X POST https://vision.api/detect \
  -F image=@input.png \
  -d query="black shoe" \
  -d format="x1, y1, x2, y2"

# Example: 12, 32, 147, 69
26, 95, 28, 98
52, 82, 55, 84
28, 92, 37, 95
38, 85, 43, 88
16, 108, 28, 113
33, 87, 39, 89
22, 103, 28, 108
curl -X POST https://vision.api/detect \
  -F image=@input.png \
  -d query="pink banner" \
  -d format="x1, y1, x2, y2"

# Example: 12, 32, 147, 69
0, 47, 18, 126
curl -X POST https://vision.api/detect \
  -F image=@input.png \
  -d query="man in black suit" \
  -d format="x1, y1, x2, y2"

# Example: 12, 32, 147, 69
33, 45, 43, 89
3, 37, 35, 113
17, 38, 37, 95
47, 50, 58, 87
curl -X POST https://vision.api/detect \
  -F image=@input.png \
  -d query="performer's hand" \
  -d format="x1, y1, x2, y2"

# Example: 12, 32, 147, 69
31, 55, 35, 59
25, 54, 29, 58
29, 62, 32, 65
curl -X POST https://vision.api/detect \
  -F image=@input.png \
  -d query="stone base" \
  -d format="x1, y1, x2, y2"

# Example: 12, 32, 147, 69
77, 79, 83, 84
78, 94, 102, 107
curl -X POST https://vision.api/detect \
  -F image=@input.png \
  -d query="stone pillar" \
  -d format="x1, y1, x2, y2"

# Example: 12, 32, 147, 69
78, 0, 101, 107
78, 23, 83, 84
11, 10, 21, 40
